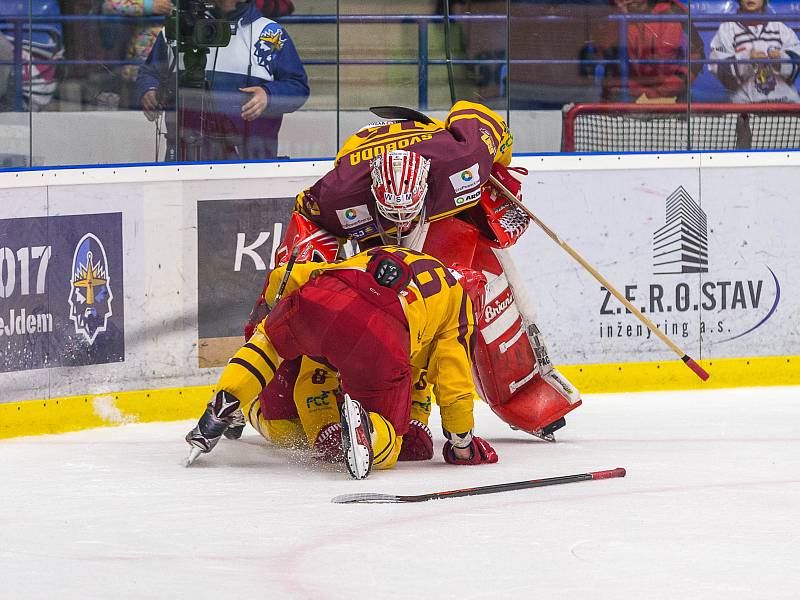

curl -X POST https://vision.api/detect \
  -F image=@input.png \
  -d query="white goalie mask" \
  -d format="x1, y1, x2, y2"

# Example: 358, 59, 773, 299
370, 150, 431, 234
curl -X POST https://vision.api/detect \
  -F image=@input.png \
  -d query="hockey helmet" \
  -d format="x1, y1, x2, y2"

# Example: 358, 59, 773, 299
370, 150, 431, 231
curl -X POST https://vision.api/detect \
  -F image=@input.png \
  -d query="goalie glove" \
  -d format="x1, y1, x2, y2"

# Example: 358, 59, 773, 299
479, 163, 530, 248
442, 429, 499, 465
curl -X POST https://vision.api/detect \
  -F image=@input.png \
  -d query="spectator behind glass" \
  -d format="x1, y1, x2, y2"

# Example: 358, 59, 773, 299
591, 0, 704, 103
709, 0, 800, 103
0, 0, 64, 111
135, 0, 309, 161
102, 0, 172, 108
254, 0, 294, 19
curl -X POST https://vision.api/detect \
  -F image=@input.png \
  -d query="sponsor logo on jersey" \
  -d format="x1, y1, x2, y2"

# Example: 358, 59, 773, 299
336, 204, 372, 229
306, 390, 332, 409
254, 25, 286, 74
68, 232, 114, 344
454, 188, 481, 206
498, 126, 513, 157
479, 127, 496, 156
351, 224, 378, 239
450, 163, 480, 194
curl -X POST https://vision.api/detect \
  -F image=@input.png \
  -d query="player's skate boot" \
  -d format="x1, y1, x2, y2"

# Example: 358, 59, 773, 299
184, 391, 240, 466
223, 408, 246, 440
339, 394, 374, 480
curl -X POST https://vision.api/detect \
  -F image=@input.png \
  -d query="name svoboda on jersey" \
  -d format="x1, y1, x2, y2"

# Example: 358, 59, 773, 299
0, 308, 53, 337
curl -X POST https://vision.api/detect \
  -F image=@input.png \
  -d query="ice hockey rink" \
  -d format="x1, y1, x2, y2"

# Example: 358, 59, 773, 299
2, 385, 798, 600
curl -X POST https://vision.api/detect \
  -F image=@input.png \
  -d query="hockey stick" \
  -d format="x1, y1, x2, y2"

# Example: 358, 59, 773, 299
332, 467, 626, 504
488, 175, 710, 382
272, 246, 300, 306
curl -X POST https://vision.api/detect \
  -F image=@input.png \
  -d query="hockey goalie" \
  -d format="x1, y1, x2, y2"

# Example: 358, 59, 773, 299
244, 100, 582, 453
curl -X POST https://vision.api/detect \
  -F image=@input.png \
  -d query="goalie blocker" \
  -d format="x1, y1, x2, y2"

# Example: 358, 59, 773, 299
423, 165, 581, 439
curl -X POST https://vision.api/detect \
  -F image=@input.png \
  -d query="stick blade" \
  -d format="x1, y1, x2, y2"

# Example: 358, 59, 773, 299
369, 105, 434, 124
332, 493, 401, 504
183, 446, 202, 468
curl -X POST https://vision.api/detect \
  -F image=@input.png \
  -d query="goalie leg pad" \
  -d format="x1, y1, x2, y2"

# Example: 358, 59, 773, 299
447, 240, 582, 435
472, 270, 582, 433
489, 371, 580, 436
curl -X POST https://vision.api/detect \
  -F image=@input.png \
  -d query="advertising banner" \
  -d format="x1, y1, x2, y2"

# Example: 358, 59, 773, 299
197, 197, 294, 367
0, 212, 125, 373
512, 162, 793, 365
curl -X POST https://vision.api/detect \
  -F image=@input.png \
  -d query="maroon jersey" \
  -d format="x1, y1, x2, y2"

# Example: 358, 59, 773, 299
295, 101, 513, 244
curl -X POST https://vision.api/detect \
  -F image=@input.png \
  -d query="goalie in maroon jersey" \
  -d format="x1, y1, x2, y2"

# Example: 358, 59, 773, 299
239, 101, 582, 458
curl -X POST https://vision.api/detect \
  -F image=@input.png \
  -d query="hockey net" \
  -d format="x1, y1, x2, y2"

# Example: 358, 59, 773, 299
562, 103, 800, 152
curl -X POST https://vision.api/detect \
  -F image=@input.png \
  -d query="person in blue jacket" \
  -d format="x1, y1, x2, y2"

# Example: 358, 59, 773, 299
136, 0, 309, 161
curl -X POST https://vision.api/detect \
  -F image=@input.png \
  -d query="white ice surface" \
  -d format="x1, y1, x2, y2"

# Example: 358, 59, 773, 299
2, 387, 799, 600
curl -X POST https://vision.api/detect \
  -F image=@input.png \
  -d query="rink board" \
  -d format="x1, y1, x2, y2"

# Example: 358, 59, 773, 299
0, 153, 798, 437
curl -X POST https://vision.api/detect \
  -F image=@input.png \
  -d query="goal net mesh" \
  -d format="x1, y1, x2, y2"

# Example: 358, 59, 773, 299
561, 103, 800, 152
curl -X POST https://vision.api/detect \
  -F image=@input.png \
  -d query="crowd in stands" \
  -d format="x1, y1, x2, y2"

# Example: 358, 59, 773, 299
0, 0, 296, 112
0, 0, 800, 111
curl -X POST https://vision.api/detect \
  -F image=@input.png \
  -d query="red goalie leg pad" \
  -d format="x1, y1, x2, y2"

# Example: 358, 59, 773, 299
426, 220, 582, 434
489, 375, 582, 434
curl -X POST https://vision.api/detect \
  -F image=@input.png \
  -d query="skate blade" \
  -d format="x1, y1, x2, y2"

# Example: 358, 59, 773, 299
509, 425, 556, 443
184, 446, 202, 467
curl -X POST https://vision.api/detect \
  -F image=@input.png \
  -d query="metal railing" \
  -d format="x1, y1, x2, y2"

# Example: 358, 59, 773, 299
2, 12, 800, 110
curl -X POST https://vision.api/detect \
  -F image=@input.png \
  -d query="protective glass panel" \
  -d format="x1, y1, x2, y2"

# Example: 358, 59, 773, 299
336, 4, 430, 147
0, 1, 34, 168
447, 1, 508, 114
24, 0, 174, 165
690, 0, 800, 151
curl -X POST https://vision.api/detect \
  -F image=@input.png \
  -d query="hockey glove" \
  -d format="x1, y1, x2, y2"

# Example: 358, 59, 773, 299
442, 435, 499, 465
312, 422, 344, 463
398, 419, 434, 461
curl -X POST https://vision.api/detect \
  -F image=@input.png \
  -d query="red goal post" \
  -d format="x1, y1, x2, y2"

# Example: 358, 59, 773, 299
561, 103, 800, 153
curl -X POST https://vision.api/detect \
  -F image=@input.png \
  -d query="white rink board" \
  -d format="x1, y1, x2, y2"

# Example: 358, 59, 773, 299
0, 163, 330, 404
0, 152, 797, 404
511, 154, 799, 365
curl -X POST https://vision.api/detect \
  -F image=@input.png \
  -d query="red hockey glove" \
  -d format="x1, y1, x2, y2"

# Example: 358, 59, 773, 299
443, 436, 499, 465
312, 422, 344, 463
398, 419, 434, 461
